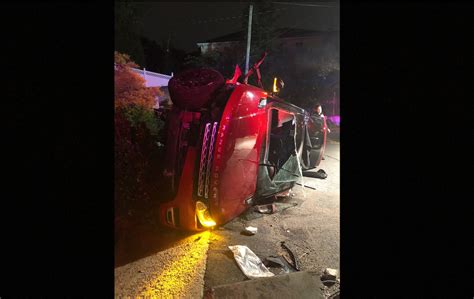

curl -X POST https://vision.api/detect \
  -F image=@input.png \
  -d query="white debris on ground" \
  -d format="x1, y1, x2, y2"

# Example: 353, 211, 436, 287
228, 245, 275, 279
244, 226, 258, 235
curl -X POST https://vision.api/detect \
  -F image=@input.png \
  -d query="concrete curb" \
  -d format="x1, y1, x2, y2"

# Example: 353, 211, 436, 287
206, 271, 325, 299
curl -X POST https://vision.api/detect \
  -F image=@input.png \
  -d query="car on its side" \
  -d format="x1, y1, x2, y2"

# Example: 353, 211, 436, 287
159, 67, 327, 231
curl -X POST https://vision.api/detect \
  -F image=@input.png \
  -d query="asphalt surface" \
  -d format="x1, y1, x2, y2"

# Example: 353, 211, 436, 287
114, 140, 340, 298
115, 230, 211, 298
204, 140, 340, 297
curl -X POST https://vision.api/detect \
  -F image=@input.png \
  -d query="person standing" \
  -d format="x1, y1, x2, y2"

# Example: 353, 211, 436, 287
311, 103, 330, 160
312, 103, 330, 132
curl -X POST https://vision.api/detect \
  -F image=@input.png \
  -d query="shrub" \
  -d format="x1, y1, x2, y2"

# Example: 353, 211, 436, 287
114, 51, 165, 223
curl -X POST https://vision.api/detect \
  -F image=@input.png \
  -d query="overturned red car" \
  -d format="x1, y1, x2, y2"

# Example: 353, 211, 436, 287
159, 59, 327, 231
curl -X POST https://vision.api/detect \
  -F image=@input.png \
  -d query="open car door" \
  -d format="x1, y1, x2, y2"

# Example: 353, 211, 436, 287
304, 112, 328, 169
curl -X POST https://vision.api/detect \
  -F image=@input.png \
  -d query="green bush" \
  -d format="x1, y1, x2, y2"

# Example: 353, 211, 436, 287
119, 104, 163, 137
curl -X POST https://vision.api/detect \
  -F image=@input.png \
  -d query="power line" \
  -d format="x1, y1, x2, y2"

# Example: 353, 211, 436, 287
191, 14, 245, 25
262, 13, 335, 47
190, 7, 288, 25
273, 2, 338, 8
236, 12, 336, 67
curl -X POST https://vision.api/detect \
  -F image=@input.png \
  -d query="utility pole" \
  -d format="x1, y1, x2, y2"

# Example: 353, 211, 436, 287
244, 4, 253, 75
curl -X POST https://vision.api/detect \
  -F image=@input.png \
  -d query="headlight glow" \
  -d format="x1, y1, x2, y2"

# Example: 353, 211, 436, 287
196, 201, 216, 228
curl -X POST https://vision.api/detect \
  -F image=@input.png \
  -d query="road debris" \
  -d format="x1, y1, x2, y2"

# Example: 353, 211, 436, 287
276, 189, 291, 197
229, 245, 275, 279
302, 169, 327, 179
298, 252, 310, 260
321, 268, 338, 287
295, 182, 317, 190
280, 241, 300, 271
322, 268, 338, 280
254, 203, 277, 214
316, 169, 328, 179
263, 256, 296, 274
241, 202, 297, 221
228, 245, 275, 279
242, 226, 258, 235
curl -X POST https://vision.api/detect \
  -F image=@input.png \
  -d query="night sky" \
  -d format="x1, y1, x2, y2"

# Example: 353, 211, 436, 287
137, 2, 339, 52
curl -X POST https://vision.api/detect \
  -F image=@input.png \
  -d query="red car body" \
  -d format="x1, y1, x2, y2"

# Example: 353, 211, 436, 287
159, 70, 327, 231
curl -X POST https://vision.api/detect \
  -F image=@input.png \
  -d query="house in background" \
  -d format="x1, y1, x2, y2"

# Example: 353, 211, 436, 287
131, 67, 174, 109
197, 28, 339, 72
197, 28, 340, 116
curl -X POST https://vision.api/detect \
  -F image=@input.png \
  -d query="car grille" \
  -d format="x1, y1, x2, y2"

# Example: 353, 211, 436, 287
197, 122, 218, 199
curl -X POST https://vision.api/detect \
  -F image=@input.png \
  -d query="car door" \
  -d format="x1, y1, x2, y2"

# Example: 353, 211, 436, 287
305, 113, 328, 169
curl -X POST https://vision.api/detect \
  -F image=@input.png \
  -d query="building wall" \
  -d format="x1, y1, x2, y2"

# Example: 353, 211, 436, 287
131, 68, 173, 88
198, 41, 243, 55
131, 68, 173, 109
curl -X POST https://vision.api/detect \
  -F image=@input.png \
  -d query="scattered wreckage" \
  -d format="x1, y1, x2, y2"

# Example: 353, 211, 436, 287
159, 53, 328, 231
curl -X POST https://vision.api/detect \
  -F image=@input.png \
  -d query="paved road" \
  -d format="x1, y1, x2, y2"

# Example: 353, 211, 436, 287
115, 141, 340, 298
204, 141, 340, 295
115, 229, 211, 298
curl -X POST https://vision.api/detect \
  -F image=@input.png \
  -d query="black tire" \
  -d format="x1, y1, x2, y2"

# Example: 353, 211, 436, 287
168, 68, 225, 111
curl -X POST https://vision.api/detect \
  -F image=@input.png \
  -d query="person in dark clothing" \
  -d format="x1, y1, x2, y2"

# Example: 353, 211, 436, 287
312, 103, 331, 132
310, 103, 329, 159
314, 103, 323, 117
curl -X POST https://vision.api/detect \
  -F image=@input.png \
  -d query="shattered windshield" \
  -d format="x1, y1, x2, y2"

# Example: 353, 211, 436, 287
256, 108, 305, 198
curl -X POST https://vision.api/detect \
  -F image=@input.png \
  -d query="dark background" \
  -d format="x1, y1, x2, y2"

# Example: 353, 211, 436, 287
1, 1, 472, 297
138, 2, 339, 52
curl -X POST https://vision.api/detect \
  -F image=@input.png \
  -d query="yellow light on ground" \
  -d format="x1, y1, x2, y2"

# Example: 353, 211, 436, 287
196, 201, 216, 228
140, 231, 211, 298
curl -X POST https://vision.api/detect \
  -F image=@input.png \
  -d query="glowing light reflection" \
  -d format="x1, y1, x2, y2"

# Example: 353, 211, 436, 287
196, 201, 216, 228
140, 231, 211, 298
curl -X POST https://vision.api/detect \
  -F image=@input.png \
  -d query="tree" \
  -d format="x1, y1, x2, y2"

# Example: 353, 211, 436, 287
115, 1, 145, 67
115, 51, 166, 226
242, 0, 280, 62
166, 46, 188, 74
115, 52, 159, 107
141, 36, 166, 73
182, 1, 281, 80
239, 1, 287, 88
183, 46, 244, 79
284, 33, 339, 109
